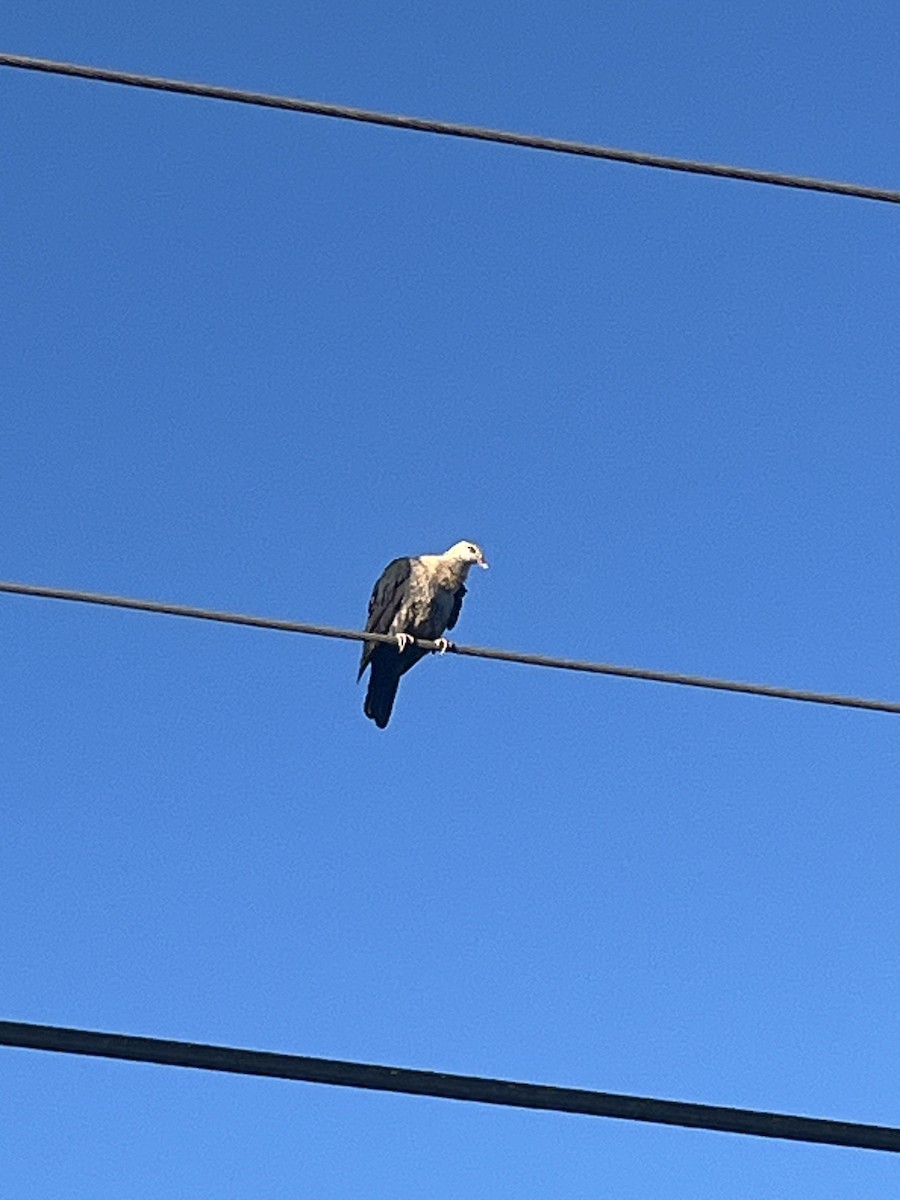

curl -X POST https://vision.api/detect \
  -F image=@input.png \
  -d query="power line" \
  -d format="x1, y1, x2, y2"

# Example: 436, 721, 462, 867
1, 577, 898, 715
1, 1019, 897, 1152
2, 52, 899, 206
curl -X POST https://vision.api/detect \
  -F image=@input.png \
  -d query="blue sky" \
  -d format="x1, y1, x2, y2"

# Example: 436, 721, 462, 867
3, 2, 900, 1195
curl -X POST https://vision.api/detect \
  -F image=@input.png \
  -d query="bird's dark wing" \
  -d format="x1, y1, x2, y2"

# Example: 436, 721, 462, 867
366, 556, 413, 631
445, 583, 467, 631
358, 557, 413, 679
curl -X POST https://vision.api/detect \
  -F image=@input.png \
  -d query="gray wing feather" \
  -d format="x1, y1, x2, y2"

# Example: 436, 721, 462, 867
446, 583, 467, 631
358, 557, 413, 679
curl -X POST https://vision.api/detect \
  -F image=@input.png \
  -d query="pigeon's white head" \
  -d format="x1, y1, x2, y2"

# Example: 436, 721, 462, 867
444, 540, 489, 569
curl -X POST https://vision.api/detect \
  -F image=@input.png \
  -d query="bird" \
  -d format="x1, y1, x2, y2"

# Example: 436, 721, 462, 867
358, 540, 489, 728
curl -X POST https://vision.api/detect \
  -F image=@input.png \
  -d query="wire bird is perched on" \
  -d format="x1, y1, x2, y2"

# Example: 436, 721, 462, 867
358, 541, 488, 728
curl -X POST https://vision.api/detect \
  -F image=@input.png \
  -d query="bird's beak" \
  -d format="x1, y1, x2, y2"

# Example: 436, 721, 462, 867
479, 558, 489, 569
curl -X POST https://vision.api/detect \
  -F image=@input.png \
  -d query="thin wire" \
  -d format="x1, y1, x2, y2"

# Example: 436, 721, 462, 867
1, 578, 898, 715
1, 1019, 897, 1152
2, 52, 900, 205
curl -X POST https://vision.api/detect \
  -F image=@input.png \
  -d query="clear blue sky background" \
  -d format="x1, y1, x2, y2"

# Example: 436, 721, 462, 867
3, 3, 899, 1195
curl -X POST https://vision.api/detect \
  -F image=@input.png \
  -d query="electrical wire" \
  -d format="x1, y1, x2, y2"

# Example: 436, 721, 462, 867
2, 52, 899, 205
1, 578, 898, 715
1, 1020, 897, 1151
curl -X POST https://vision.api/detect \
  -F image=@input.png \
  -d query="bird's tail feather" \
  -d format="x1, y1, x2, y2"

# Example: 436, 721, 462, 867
364, 664, 401, 729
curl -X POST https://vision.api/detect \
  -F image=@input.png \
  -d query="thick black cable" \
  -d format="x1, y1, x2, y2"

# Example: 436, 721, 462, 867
1, 578, 898, 714
1, 1020, 897, 1151
2, 52, 900, 205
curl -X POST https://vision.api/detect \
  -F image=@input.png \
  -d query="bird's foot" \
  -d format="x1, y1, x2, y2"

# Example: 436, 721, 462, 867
395, 632, 414, 652
432, 637, 454, 655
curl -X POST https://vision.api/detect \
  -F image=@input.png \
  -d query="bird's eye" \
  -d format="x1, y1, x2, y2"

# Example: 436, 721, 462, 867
468, 544, 477, 554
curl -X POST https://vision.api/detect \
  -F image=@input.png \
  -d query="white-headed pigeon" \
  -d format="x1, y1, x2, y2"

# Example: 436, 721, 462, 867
358, 541, 489, 728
